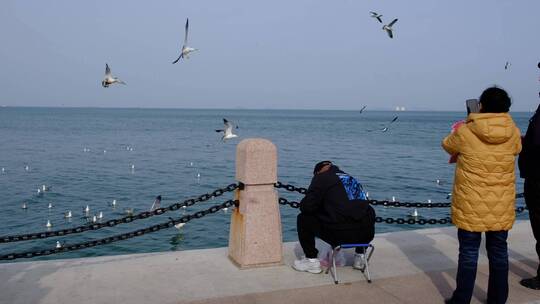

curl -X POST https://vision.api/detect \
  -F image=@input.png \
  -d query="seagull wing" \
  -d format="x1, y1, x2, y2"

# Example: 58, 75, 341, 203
386, 29, 393, 38
390, 116, 398, 123
172, 54, 183, 64
389, 18, 398, 26
105, 64, 111, 76
184, 18, 189, 45
223, 119, 233, 135
376, 16, 383, 23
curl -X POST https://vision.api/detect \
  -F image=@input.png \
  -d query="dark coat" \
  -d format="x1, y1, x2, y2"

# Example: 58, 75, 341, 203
300, 166, 375, 230
519, 104, 540, 179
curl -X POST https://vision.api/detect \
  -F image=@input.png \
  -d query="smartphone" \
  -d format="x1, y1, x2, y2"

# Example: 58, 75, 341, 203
466, 99, 480, 115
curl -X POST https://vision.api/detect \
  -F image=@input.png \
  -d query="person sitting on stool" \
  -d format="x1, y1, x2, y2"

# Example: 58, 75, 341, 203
293, 161, 376, 273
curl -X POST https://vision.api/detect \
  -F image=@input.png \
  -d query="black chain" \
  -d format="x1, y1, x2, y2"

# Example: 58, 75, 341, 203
275, 182, 525, 208
278, 197, 450, 225
278, 197, 301, 209
0, 183, 239, 244
374, 216, 452, 225
0, 199, 237, 261
274, 182, 306, 194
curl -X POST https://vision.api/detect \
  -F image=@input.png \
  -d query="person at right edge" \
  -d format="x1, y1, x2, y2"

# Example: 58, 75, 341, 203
518, 102, 540, 290
442, 87, 522, 304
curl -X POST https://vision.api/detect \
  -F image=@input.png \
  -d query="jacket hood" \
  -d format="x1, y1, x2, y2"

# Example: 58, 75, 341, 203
467, 113, 517, 144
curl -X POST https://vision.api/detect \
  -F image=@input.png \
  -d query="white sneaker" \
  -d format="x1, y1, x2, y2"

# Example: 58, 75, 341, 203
353, 253, 365, 270
293, 257, 322, 274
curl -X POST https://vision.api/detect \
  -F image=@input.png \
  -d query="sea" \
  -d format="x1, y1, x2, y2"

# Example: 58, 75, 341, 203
0, 107, 533, 262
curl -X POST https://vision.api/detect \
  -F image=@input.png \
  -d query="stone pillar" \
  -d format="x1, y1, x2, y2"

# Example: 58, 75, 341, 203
228, 138, 283, 268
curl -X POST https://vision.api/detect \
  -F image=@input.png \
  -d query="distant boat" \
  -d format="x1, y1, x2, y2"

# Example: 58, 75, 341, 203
395, 106, 406, 111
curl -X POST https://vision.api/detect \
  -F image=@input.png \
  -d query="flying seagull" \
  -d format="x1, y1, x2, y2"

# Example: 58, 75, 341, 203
382, 18, 398, 38
215, 118, 238, 142
381, 116, 399, 132
172, 18, 198, 63
504, 61, 511, 70
359, 105, 367, 114
370, 11, 383, 23
101, 64, 126, 87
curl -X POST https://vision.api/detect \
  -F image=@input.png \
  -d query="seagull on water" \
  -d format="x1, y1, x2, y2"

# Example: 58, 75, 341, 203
370, 11, 383, 23
110, 199, 117, 207
97, 211, 103, 219
42, 185, 50, 192
125, 208, 134, 216
83, 205, 90, 214
22, 202, 28, 209
101, 63, 126, 88
382, 18, 398, 38
64, 210, 72, 218
48, 202, 53, 209
408, 208, 419, 219
175, 223, 186, 229
172, 18, 198, 63
46, 220, 52, 228
150, 195, 161, 211
215, 118, 238, 142
56, 241, 64, 249
1, 167, 5, 173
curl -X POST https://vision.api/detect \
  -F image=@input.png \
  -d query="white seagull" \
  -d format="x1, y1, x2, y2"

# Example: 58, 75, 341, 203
382, 18, 398, 38
370, 11, 383, 23
172, 18, 198, 63
215, 118, 238, 142
150, 195, 161, 211
101, 63, 126, 88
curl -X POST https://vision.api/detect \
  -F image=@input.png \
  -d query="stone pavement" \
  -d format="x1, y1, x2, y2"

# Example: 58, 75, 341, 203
1, 221, 539, 304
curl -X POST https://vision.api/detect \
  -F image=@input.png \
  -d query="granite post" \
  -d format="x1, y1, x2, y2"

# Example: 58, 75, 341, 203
228, 138, 283, 268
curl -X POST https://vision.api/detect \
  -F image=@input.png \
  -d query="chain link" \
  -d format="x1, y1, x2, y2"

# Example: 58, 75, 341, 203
0, 199, 237, 261
0, 183, 239, 244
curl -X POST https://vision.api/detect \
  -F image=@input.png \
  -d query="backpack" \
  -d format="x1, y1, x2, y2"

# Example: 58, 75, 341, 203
336, 173, 367, 201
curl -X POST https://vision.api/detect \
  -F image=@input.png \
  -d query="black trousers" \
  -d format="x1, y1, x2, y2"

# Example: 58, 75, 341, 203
524, 178, 540, 278
297, 213, 375, 259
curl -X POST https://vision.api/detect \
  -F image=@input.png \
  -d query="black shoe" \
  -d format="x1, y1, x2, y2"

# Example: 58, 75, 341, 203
444, 298, 456, 304
520, 277, 540, 290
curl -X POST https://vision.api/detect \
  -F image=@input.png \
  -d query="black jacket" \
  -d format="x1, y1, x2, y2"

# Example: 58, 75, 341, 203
300, 166, 375, 230
519, 104, 540, 179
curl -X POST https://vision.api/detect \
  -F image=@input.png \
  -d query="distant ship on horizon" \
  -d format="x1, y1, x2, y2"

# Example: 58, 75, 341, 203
395, 106, 406, 111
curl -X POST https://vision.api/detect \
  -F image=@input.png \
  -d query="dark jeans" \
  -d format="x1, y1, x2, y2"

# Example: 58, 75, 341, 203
451, 229, 509, 304
524, 178, 540, 278
297, 213, 374, 258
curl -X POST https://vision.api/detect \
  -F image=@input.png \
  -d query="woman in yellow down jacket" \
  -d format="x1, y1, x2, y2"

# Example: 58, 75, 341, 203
442, 87, 521, 304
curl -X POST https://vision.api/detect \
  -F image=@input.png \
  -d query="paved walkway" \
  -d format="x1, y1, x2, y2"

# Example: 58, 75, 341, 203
1, 221, 539, 304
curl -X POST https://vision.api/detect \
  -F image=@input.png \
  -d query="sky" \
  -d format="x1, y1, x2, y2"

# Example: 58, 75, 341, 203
0, 0, 539, 111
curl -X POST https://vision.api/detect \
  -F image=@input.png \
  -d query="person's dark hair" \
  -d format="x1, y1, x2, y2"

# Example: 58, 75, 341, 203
313, 161, 332, 175
479, 87, 511, 113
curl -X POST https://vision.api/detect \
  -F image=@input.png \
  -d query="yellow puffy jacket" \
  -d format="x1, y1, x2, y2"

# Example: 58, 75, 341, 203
442, 113, 521, 232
